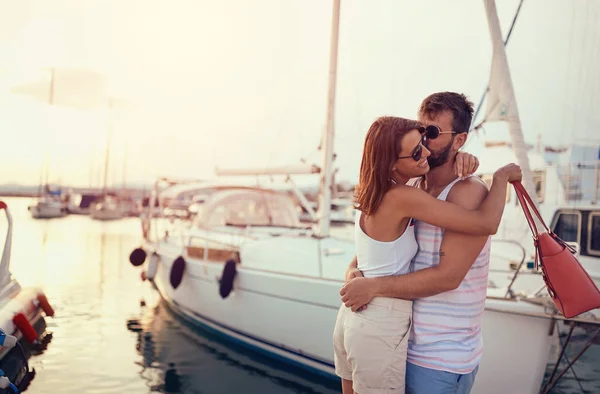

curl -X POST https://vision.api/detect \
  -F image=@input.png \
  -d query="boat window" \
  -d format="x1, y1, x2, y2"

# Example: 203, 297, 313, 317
264, 194, 302, 227
225, 197, 270, 226
205, 205, 226, 227
203, 191, 301, 228
552, 211, 581, 243
588, 213, 600, 256
533, 170, 546, 203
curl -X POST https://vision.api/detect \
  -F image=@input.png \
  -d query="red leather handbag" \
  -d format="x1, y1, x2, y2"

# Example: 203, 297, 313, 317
512, 181, 600, 318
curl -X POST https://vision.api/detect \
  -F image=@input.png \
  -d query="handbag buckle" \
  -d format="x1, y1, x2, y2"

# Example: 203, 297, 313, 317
533, 238, 540, 271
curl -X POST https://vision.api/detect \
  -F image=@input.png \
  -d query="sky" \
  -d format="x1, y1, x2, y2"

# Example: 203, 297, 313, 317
0, 0, 599, 188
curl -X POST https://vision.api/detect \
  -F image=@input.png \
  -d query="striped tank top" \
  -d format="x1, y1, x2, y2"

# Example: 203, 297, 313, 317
407, 176, 491, 374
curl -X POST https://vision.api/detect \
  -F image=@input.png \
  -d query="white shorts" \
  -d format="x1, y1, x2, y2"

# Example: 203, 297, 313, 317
333, 297, 413, 394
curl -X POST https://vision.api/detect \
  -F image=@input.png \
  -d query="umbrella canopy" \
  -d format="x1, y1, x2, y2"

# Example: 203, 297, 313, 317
10, 67, 130, 109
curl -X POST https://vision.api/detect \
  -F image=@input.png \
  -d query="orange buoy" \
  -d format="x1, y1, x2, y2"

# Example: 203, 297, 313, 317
37, 293, 55, 317
13, 312, 38, 343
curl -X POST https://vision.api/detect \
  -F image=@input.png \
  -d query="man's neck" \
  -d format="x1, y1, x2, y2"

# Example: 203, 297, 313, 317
422, 158, 459, 193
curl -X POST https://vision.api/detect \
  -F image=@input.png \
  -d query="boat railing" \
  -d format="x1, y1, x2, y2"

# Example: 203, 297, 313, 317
555, 160, 600, 204
489, 238, 528, 298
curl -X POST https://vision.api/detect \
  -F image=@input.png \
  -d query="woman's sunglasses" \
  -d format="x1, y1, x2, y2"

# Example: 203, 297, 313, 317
398, 142, 424, 161
418, 125, 460, 142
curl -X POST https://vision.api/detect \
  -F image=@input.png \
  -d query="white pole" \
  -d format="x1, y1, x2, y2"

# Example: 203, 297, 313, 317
484, 0, 538, 206
316, 0, 341, 238
0, 205, 13, 272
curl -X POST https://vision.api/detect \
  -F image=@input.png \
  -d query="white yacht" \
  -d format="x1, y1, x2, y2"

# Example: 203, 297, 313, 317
28, 195, 68, 219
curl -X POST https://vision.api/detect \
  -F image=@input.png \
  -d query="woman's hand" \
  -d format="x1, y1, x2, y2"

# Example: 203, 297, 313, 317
344, 269, 368, 311
493, 163, 522, 183
454, 152, 479, 179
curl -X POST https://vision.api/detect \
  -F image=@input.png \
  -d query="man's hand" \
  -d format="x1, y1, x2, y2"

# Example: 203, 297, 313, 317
340, 277, 375, 312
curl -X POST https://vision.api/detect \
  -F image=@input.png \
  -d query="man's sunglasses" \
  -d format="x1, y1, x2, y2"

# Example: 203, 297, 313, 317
397, 126, 465, 162
418, 125, 461, 141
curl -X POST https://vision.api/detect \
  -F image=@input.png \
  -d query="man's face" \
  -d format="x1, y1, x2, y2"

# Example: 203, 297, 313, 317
417, 110, 455, 169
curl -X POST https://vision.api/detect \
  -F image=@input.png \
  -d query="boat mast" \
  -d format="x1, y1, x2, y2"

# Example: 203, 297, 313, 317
483, 0, 538, 203
102, 98, 113, 199
39, 68, 56, 197
315, 0, 341, 238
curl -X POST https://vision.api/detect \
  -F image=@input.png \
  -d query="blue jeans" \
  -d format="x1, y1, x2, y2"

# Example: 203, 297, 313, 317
406, 362, 479, 394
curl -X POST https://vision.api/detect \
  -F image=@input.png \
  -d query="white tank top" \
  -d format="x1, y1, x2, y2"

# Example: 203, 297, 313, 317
354, 210, 418, 278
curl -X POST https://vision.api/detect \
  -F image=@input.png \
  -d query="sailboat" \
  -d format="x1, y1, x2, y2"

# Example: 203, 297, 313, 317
28, 68, 68, 219
27, 189, 68, 219
129, 1, 599, 393
472, 1, 600, 312
28, 164, 68, 219
90, 98, 124, 221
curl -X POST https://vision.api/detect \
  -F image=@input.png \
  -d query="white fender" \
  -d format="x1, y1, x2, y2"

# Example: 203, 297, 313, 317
146, 252, 160, 281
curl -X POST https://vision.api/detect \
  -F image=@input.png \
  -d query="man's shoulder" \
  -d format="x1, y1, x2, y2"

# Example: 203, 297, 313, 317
446, 176, 489, 208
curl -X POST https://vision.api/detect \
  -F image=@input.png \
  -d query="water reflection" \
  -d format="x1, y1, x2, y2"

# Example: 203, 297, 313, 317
8, 197, 156, 393
127, 300, 340, 394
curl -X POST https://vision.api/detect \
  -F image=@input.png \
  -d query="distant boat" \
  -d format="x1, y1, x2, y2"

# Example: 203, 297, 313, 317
27, 69, 68, 220
90, 98, 123, 221
28, 194, 68, 219
66, 192, 102, 215
90, 195, 124, 221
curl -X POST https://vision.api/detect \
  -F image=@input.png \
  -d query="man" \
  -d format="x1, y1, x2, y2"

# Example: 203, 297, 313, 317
340, 92, 491, 394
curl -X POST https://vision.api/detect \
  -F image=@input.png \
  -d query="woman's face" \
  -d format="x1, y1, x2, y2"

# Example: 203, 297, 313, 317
392, 129, 431, 181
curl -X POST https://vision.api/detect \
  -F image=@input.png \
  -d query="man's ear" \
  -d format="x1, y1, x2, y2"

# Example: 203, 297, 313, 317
453, 133, 467, 150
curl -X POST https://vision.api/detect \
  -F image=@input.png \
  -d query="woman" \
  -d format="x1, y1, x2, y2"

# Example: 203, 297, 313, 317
332, 116, 521, 394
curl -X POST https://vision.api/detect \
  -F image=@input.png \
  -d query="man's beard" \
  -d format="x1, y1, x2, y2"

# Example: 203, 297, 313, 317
427, 140, 453, 169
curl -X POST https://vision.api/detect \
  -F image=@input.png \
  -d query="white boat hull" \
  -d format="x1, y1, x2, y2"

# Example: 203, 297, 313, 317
146, 240, 556, 394
90, 209, 123, 221
28, 203, 67, 219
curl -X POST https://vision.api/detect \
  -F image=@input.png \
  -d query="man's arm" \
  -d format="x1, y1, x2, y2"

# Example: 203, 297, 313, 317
340, 178, 490, 311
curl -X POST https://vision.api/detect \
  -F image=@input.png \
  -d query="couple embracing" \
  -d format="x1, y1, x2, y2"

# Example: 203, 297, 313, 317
333, 92, 521, 394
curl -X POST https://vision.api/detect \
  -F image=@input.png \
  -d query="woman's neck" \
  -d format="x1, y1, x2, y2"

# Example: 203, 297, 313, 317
390, 174, 409, 185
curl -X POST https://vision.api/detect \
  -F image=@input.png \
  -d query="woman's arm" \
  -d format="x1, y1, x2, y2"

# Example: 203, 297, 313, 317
393, 163, 521, 235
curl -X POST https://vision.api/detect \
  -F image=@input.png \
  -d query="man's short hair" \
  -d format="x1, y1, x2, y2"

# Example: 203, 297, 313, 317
418, 92, 474, 133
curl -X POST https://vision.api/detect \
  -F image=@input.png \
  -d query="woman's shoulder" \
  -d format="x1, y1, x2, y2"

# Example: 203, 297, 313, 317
382, 184, 420, 207
387, 184, 420, 198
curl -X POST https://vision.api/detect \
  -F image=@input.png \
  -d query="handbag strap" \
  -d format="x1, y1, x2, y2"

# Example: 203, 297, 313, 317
512, 181, 577, 270
512, 181, 550, 236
